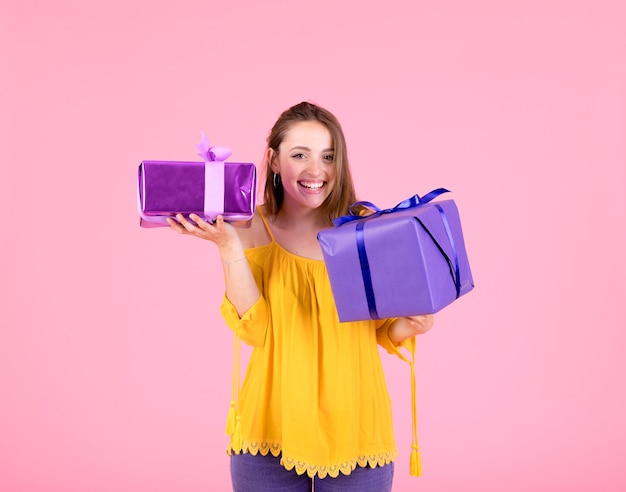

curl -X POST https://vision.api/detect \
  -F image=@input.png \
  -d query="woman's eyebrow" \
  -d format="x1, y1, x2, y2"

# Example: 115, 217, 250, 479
289, 146, 335, 152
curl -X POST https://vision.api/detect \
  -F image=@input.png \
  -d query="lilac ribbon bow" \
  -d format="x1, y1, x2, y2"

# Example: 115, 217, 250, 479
196, 133, 232, 220
196, 132, 232, 162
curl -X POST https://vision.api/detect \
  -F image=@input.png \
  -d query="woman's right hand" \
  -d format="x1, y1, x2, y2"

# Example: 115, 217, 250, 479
167, 213, 239, 250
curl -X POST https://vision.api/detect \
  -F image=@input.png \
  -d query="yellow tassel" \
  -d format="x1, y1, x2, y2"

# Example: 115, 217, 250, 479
232, 416, 242, 452
225, 400, 236, 435
410, 446, 422, 477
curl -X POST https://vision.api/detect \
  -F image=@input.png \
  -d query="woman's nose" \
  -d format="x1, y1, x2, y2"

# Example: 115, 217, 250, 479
308, 156, 324, 174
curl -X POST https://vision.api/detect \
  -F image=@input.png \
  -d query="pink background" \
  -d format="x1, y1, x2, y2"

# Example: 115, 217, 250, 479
1, 1, 625, 491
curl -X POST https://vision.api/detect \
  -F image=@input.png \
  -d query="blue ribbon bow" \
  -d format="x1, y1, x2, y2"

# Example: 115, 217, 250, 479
333, 188, 451, 227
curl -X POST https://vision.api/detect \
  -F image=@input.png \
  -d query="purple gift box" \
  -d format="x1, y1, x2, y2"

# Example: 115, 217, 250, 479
317, 190, 474, 322
138, 134, 256, 228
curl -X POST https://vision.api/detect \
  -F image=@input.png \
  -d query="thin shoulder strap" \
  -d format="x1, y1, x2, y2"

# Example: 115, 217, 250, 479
257, 206, 276, 243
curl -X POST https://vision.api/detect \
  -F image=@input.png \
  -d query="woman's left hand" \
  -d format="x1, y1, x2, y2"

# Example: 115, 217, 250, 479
404, 314, 435, 335
388, 314, 435, 343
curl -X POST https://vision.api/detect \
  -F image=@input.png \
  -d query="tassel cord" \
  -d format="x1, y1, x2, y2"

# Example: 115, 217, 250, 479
226, 333, 242, 452
409, 346, 422, 477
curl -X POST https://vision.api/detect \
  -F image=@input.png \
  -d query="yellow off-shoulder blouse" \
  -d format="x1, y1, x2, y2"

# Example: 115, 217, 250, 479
220, 208, 418, 479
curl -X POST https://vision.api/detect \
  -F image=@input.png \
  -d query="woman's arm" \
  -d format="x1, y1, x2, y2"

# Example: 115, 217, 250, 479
167, 213, 260, 317
387, 315, 435, 344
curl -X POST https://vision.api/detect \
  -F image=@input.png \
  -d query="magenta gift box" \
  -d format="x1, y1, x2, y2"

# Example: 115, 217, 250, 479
138, 135, 256, 228
317, 191, 474, 322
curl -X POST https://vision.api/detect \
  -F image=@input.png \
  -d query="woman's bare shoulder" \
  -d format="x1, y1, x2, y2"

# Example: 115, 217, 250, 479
234, 207, 272, 249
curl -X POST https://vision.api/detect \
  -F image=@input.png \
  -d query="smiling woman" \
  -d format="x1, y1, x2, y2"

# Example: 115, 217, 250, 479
263, 102, 356, 226
167, 101, 434, 491
269, 120, 338, 222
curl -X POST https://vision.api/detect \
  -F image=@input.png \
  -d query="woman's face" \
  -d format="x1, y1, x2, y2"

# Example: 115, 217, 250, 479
272, 120, 337, 213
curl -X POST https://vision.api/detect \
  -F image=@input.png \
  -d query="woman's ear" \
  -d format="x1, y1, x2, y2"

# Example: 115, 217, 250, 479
266, 148, 278, 173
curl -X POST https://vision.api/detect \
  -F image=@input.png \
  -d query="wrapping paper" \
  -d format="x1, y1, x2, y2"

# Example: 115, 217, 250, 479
318, 191, 474, 322
137, 134, 256, 228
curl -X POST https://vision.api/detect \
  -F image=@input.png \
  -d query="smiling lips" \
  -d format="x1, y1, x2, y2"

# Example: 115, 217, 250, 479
299, 181, 325, 191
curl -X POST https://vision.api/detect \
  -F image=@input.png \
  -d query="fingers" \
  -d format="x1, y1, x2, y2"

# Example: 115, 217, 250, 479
189, 213, 222, 232
168, 213, 222, 238
167, 214, 234, 247
167, 214, 204, 234
177, 214, 208, 234
179, 214, 198, 231
415, 314, 434, 326
406, 314, 435, 335
167, 217, 186, 234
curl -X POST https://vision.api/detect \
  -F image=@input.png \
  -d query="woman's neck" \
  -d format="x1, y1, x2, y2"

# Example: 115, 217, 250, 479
265, 206, 329, 260
271, 205, 329, 232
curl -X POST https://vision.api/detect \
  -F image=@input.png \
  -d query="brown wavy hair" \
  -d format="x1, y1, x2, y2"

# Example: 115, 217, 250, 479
263, 101, 357, 225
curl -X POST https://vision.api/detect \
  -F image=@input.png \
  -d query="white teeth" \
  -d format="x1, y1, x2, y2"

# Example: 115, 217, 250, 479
300, 182, 323, 190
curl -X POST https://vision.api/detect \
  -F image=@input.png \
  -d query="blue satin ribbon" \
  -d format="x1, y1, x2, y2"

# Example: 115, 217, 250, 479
334, 189, 461, 319
435, 204, 461, 299
414, 204, 461, 299
355, 221, 379, 319
333, 188, 450, 227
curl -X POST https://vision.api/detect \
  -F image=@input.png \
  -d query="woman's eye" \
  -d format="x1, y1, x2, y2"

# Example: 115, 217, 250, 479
323, 154, 335, 161
292, 153, 305, 159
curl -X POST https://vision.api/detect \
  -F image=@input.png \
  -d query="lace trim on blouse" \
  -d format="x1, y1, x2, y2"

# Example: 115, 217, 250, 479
227, 440, 397, 479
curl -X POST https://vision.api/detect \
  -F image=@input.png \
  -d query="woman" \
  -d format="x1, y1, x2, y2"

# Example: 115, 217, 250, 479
168, 102, 434, 491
